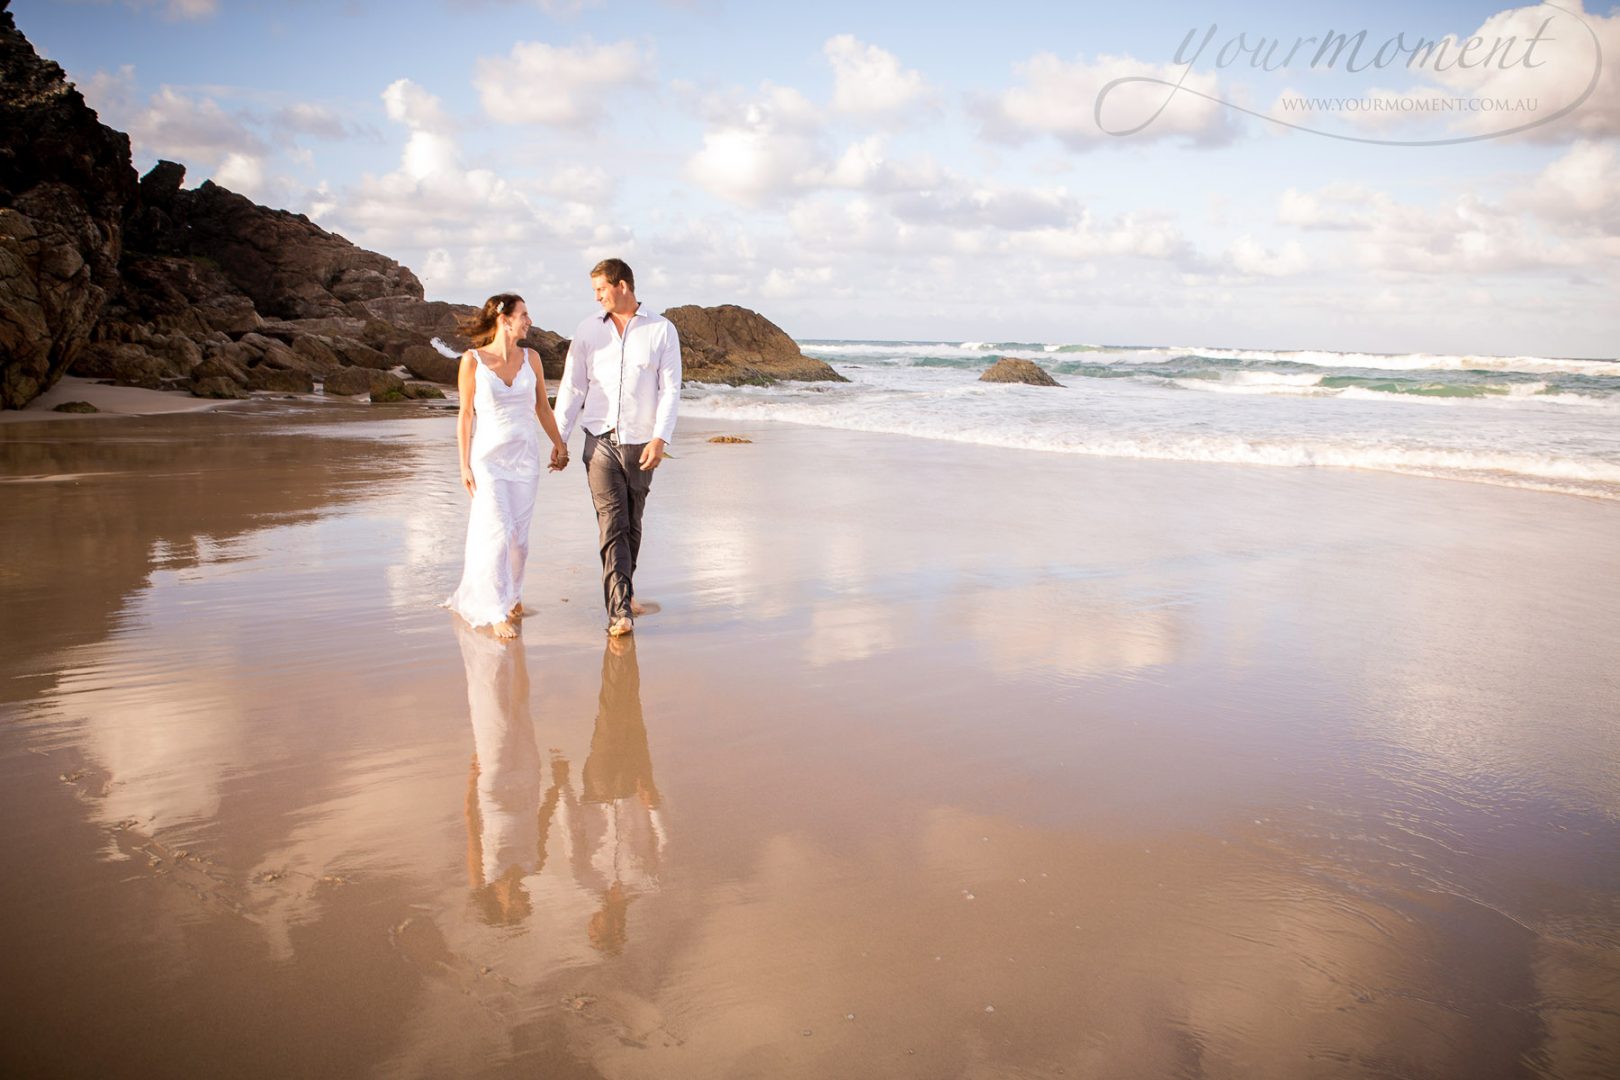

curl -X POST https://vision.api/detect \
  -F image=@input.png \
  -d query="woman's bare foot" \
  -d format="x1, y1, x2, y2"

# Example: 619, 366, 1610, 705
492, 619, 519, 639
607, 616, 633, 637
509, 602, 525, 618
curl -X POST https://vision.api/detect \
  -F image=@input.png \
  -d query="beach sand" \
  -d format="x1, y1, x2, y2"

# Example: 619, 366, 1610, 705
1, 404, 1617, 1078
0, 375, 241, 421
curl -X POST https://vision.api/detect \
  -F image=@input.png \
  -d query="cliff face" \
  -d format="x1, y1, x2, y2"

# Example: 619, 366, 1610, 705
0, 2, 839, 407
0, 0, 136, 407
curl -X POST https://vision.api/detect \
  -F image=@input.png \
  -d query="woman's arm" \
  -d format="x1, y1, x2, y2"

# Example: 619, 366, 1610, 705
530, 350, 568, 471
457, 352, 478, 495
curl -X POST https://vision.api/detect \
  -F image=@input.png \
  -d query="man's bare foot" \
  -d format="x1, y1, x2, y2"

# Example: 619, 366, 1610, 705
630, 599, 660, 616
607, 616, 633, 637
492, 619, 519, 639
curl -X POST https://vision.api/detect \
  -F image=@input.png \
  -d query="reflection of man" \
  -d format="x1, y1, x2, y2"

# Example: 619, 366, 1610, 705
578, 635, 666, 954
553, 258, 682, 639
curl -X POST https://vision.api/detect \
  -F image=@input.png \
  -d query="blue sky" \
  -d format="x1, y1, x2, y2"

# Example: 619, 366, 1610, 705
16, 0, 1620, 356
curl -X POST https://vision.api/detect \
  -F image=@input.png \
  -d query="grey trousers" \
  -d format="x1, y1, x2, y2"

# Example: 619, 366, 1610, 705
583, 431, 653, 621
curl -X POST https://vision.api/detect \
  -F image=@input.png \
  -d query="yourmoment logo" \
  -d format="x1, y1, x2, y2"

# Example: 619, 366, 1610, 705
1095, 2, 1603, 145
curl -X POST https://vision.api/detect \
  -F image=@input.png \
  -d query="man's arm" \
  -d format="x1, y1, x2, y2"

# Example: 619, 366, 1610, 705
553, 332, 590, 444
651, 321, 681, 447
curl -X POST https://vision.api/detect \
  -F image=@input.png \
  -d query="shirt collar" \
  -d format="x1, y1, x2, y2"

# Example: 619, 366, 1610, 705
599, 301, 644, 324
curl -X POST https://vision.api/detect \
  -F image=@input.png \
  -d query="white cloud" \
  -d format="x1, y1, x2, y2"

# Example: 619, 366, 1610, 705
984, 51, 1239, 149
686, 84, 825, 205
123, 85, 268, 163
382, 77, 452, 132
1229, 236, 1309, 277
1426, 1, 1620, 141
824, 35, 930, 118
212, 152, 267, 198
475, 39, 652, 126
272, 102, 351, 140
1276, 184, 1381, 230
1514, 140, 1620, 236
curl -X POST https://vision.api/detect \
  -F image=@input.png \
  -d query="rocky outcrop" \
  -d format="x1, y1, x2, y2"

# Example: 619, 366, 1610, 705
0, 0, 137, 407
979, 357, 1060, 386
0, 6, 829, 410
662, 304, 845, 386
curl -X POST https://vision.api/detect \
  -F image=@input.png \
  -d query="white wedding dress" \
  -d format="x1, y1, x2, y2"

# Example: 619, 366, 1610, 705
445, 349, 542, 628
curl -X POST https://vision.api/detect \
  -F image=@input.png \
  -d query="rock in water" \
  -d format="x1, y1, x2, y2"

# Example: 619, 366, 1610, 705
979, 357, 1060, 386
662, 305, 847, 386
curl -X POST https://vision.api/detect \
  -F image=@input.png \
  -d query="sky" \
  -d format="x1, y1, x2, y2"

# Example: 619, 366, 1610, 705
14, 0, 1620, 356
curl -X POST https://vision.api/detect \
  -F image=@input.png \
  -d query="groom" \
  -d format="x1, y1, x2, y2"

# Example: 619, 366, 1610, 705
554, 259, 682, 637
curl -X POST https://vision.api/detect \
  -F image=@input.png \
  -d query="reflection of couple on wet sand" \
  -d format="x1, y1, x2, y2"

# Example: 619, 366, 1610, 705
457, 621, 665, 951
443, 257, 681, 641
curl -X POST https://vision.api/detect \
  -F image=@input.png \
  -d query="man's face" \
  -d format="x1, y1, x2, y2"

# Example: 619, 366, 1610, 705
592, 274, 628, 313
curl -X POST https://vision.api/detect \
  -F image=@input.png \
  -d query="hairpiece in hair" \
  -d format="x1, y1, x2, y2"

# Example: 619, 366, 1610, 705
494, 300, 505, 315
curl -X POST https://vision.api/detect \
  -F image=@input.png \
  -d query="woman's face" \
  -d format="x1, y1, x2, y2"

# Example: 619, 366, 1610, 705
504, 301, 532, 337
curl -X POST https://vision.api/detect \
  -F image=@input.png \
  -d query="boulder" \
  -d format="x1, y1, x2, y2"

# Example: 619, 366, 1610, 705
321, 366, 372, 396
192, 350, 250, 386
190, 375, 249, 399
291, 335, 341, 375
402, 344, 460, 384
70, 341, 181, 389
245, 365, 314, 393
979, 357, 1060, 386
661, 305, 845, 386
401, 381, 445, 400
365, 369, 406, 402
52, 400, 98, 413
326, 336, 393, 370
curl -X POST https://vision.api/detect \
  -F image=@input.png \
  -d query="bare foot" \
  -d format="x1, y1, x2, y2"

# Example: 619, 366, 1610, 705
630, 599, 660, 616
607, 616, 634, 637
509, 602, 525, 618
492, 619, 519, 639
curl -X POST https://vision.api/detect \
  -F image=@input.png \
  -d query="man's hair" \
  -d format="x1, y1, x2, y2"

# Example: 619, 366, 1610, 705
590, 258, 635, 293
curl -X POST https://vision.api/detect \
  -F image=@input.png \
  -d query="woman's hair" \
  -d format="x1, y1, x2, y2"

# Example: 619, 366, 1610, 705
457, 292, 525, 348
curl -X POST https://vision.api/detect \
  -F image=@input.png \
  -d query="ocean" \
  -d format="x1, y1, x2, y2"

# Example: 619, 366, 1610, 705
679, 340, 1620, 501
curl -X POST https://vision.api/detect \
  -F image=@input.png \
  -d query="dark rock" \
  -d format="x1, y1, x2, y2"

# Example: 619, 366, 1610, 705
662, 305, 845, 386
365, 369, 406, 402
70, 341, 188, 388
402, 344, 460, 384
326, 336, 394, 370
190, 375, 249, 399
321, 366, 372, 396
52, 399, 98, 412
979, 357, 1060, 386
194, 349, 251, 386
401, 381, 445, 400
245, 365, 313, 393
522, 328, 570, 381
104, 252, 263, 336
0, 3, 137, 407
137, 160, 185, 208
129, 179, 423, 320
291, 335, 341, 375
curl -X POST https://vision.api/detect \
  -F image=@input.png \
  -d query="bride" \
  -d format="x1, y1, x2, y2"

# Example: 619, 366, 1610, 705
445, 293, 569, 638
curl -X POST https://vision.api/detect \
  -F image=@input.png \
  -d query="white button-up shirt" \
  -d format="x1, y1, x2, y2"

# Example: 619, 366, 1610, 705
554, 306, 682, 446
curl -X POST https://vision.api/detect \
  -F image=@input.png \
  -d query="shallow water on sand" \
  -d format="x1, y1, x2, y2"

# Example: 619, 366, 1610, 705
2, 404, 1618, 1078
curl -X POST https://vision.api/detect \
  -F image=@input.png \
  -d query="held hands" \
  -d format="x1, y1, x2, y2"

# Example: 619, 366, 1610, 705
639, 438, 666, 472
549, 443, 570, 472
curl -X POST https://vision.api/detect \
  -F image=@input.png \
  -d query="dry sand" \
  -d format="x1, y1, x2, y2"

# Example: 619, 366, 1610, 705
1, 405, 1617, 1078
0, 375, 241, 421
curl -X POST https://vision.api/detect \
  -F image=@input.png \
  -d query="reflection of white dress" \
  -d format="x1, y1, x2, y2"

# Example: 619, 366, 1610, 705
455, 619, 540, 886
445, 350, 541, 628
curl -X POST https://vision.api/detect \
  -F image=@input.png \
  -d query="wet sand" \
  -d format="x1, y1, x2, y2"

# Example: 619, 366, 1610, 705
2, 403, 1618, 1079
